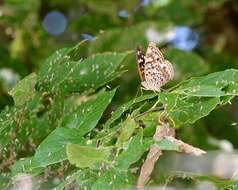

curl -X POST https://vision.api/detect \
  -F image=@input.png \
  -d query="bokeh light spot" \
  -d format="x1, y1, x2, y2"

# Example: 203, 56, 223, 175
146, 27, 175, 44
118, 10, 130, 18
81, 33, 98, 41
169, 26, 199, 51
43, 11, 67, 36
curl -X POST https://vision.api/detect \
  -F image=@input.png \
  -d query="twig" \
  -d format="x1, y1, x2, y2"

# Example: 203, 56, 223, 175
133, 106, 164, 120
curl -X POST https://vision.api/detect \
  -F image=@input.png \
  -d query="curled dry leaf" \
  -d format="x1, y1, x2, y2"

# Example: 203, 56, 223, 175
137, 124, 174, 189
164, 136, 206, 156
137, 122, 206, 190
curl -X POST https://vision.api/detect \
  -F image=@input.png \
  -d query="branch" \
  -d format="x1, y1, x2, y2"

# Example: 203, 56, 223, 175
137, 123, 206, 189
133, 106, 164, 120
164, 136, 206, 156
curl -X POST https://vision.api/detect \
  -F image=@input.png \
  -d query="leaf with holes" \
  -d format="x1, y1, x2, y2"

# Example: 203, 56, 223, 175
0, 92, 41, 156
32, 128, 88, 168
92, 168, 134, 190
11, 157, 44, 176
172, 69, 238, 97
61, 89, 116, 135
36, 40, 86, 91
36, 40, 130, 93
115, 108, 140, 147
159, 92, 220, 127
53, 169, 85, 190
104, 93, 156, 129
116, 129, 145, 170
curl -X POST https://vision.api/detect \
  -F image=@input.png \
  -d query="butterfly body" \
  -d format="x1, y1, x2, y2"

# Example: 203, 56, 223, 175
136, 42, 174, 92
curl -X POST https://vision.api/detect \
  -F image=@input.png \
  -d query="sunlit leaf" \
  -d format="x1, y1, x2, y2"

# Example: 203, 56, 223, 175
9, 73, 37, 106
66, 143, 112, 168
36, 40, 129, 93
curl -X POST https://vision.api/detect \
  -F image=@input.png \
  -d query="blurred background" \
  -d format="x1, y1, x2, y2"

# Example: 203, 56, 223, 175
1, 0, 238, 189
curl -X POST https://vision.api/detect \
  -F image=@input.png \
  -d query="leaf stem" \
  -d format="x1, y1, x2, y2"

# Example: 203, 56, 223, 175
133, 106, 164, 120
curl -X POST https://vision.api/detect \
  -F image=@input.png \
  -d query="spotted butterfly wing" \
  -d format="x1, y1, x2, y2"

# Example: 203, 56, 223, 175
136, 44, 146, 82
136, 42, 174, 92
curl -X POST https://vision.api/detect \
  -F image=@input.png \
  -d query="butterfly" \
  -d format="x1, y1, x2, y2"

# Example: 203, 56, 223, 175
136, 42, 174, 92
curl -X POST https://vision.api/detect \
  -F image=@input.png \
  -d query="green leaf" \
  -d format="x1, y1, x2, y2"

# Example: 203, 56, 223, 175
0, 92, 41, 157
116, 129, 145, 170
36, 40, 129, 93
156, 139, 179, 151
53, 169, 85, 190
170, 96, 220, 126
157, 69, 238, 126
47, 91, 65, 128
11, 157, 44, 176
32, 128, 87, 168
144, 139, 179, 151
76, 171, 97, 190
61, 89, 116, 135
9, 73, 37, 106
66, 143, 112, 168
159, 93, 220, 126
140, 112, 158, 136
0, 175, 10, 190
104, 93, 156, 129
0, 106, 20, 152
115, 108, 140, 147
173, 69, 238, 97
58, 52, 128, 93
92, 168, 134, 190
36, 40, 85, 90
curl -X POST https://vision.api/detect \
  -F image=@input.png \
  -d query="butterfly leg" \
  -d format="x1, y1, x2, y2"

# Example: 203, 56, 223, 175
141, 81, 151, 91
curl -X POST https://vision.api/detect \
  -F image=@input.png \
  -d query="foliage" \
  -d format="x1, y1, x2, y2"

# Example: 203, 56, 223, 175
1, 0, 238, 189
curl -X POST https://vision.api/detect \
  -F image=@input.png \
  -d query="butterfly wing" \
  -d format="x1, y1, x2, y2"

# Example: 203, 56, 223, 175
144, 60, 165, 92
136, 42, 174, 92
160, 60, 174, 81
136, 44, 146, 82
146, 42, 164, 63
144, 42, 173, 91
